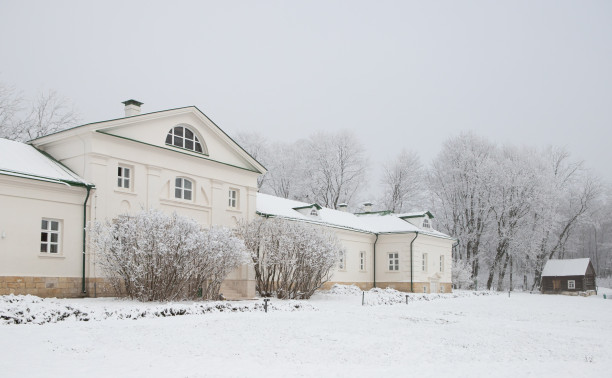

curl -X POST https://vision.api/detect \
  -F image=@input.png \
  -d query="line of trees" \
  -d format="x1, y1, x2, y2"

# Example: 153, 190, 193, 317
237, 130, 611, 290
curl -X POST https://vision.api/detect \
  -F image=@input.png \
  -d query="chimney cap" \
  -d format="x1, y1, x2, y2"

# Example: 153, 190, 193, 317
122, 99, 143, 106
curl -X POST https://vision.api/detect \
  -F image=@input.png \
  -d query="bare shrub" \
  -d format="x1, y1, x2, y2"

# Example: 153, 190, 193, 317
236, 218, 341, 299
88, 210, 248, 301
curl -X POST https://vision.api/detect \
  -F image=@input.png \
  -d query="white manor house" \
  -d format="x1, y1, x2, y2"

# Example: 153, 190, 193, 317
0, 101, 454, 298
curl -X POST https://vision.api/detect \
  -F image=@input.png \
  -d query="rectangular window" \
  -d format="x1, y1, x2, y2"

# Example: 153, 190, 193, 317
422, 253, 428, 272
338, 250, 346, 270
175, 178, 193, 200
117, 166, 131, 189
359, 251, 366, 271
440, 285, 444, 293
228, 189, 238, 208
41, 219, 60, 254
568, 280, 575, 289
388, 252, 399, 271
440, 255, 444, 272
423, 286, 428, 293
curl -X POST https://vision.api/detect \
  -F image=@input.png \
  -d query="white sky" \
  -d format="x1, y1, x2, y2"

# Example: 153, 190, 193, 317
1, 1, 611, 186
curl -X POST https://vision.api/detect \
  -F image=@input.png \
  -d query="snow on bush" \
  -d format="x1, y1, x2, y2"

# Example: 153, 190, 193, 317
452, 258, 474, 289
0, 295, 316, 325
88, 210, 249, 301
327, 284, 363, 296
320, 284, 497, 306
236, 218, 342, 299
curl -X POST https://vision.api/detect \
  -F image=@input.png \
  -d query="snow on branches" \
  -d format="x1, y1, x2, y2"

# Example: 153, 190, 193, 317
88, 210, 249, 301
235, 217, 342, 299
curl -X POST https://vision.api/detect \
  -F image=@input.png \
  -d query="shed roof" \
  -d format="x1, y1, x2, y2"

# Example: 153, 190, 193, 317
541, 258, 592, 277
0, 138, 90, 186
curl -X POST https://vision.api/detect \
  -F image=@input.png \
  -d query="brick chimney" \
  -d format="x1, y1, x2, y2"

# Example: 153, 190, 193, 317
122, 99, 143, 117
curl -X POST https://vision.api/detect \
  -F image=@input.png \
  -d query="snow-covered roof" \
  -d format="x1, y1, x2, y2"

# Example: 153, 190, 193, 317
0, 138, 90, 186
397, 211, 434, 219
541, 258, 592, 277
256, 193, 454, 239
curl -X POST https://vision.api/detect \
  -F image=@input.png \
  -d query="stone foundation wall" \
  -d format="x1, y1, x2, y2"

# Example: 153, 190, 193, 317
0, 276, 117, 298
321, 281, 453, 294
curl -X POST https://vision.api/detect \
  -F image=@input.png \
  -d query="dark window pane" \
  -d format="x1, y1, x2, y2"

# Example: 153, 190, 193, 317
42, 220, 48, 230
185, 128, 193, 139
166, 134, 172, 144
118, 178, 122, 187
175, 188, 182, 198
41, 233, 48, 242
124, 179, 130, 188
184, 191, 192, 201
51, 221, 59, 231
185, 139, 193, 150
175, 178, 182, 188
51, 234, 58, 243
124, 168, 130, 178
174, 126, 183, 137
118, 167, 122, 176
184, 180, 192, 190
174, 136, 183, 148
195, 143, 202, 153
50, 245, 58, 253
41, 244, 47, 252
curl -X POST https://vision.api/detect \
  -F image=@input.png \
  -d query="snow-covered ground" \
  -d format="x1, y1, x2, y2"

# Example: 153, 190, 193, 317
1, 287, 611, 377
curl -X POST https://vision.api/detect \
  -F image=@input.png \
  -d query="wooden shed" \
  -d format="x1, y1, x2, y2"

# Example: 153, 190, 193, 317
541, 258, 597, 294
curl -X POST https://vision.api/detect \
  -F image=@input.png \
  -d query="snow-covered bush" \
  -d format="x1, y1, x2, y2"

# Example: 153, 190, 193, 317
236, 218, 341, 299
88, 210, 249, 301
452, 258, 474, 289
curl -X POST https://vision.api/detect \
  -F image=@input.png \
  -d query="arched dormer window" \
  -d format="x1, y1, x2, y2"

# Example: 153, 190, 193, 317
165, 125, 206, 154
422, 218, 431, 229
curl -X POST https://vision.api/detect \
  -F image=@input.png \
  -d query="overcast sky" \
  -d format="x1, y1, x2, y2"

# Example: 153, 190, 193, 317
1, 1, 611, 188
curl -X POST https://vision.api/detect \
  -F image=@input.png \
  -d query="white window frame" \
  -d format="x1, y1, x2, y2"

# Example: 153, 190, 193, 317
440, 255, 444, 272
568, 280, 575, 289
117, 165, 132, 190
228, 189, 238, 208
338, 250, 346, 270
422, 253, 428, 272
175, 178, 193, 201
40, 218, 61, 254
388, 252, 399, 271
359, 251, 366, 271
422, 218, 430, 228
166, 125, 205, 153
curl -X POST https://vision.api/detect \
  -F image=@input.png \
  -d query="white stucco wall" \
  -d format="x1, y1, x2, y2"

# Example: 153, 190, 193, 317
0, 175, 87, 277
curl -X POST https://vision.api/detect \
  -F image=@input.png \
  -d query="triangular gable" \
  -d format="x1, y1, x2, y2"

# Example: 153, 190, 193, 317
31, 106, 266, 174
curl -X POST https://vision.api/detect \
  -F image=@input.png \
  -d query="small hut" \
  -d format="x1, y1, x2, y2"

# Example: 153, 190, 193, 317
541, 258, 597, 294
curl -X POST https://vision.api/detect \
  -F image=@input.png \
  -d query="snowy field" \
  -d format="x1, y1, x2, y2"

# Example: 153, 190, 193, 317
1, 287, 611, 378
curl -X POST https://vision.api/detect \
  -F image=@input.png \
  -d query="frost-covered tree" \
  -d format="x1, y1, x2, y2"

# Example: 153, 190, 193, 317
0, 83, 79, 142
88, 210, 249, 301
379, 149, 424, 213
429, 132, 495, 285
233, 131, 270, 189
304, 130, 367, 209
235, 217, 341, 299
